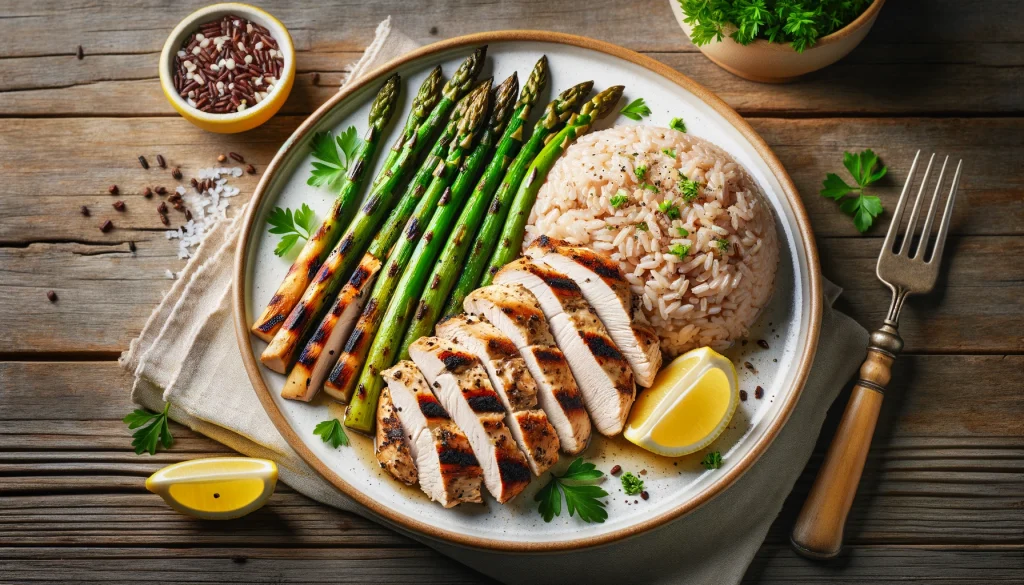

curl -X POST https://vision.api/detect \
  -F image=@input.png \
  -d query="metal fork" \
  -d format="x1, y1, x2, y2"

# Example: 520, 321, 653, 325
790, 151, 963, 559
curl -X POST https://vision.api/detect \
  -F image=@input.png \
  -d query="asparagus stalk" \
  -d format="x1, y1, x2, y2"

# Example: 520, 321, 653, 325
344, 74, 521, 433
442, 79, 594, 317
371, 66, 443, 190
251, 74, 400, 341
399, 57, 549, 348
482, 85, 625, 283
320, 81, 494, 403
258, 48, 486, 373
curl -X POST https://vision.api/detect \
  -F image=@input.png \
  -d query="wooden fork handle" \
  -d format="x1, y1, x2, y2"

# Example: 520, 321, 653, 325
791, 326, 902, 560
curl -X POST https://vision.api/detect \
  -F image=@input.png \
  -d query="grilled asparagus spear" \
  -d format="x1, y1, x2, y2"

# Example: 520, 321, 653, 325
259, 48, 486, 373
251, 74, 400, 341
344, 75, 521, 433
371, 66, 443, 190
399, 57, 549, 349
442, 80, 594, 317
482, 85, 624, 282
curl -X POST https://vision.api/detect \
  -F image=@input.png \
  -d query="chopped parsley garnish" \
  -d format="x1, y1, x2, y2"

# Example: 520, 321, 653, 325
701, 451, 723, 470
676, 227, 690, 237
642, 183, 660, 193
313, 418, 350, 448
820, 149, 887, 233
716, 238, 730, 253
535, 458, 608, 523
634, 164, 648, 181
670, 117, 687, 133
619, 97, 652, 121
308, 126, 361, 191
679, 177, 702, 202
658, 199, 681, 219
123, 403, 173, 455
636, 221, 649, 232
609, 190, 630, 208
620, 472, 645, 496
267, 203, 317, 257
669, 243, 691, 258
662, 147, 677, 158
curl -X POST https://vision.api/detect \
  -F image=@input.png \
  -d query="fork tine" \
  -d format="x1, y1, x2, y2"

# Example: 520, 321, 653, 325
913, 156, 949, 259
898, 153, 936, 256
929, 159, 962, 264
882, 150, 921, 255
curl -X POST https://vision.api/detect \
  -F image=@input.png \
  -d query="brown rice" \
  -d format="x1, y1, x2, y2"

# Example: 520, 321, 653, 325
525, 125, 779, 357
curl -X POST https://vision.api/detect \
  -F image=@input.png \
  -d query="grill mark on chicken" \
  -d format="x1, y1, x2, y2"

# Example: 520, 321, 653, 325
486, 337, 518, 358
582, 331, 626, 362
438, 349, 475, 373
417, 394, 450, 419
438, 447, 480, 467
466, 393, 505, 413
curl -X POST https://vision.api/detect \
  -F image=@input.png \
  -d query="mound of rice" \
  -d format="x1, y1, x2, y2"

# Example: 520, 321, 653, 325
525, 125, 779, 357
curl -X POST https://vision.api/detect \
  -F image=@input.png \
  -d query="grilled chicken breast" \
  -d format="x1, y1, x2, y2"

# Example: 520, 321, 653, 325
375, 385, 417, 486
463, 284, 591, 454
436, 314, 559, 476
524, 236, 662, 387
381, 360, 483, 507
494, 259, 635, 436
408, 337, 532, 503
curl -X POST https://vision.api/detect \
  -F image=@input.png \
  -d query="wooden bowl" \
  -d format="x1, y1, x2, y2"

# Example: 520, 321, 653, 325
669, 0, 886, 83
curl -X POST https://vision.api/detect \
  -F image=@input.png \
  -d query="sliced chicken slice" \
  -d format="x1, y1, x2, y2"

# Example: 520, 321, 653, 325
463, 284, 591, 454
408, 337, 532, 503
374, 385, 417, 486
381, 360, 483, 507
525, 236, 662, 387
436, 314, 559, 476
494, 259, 635, 436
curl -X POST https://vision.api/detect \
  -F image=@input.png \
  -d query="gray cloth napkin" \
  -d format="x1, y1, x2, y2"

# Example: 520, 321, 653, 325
120, 18, 869, 585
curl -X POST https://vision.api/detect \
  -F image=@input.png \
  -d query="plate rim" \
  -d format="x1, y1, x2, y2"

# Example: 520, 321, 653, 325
232, 29, 823, 552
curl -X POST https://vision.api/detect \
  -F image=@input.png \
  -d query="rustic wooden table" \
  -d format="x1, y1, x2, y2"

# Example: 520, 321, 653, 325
2, 1, 1021, 583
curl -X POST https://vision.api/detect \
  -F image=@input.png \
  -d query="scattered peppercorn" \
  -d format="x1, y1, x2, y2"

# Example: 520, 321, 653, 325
108, 184, 119, 195
143, 187, 153, 198
744, 361, 757, 373
740, 389, 748, 401
100, 219, 113, 232
217, 154, 227, 163
755, 386, 764, 400
156, 154, 167, 169
190, 178, 200, 191
246, 164, 256, 174
46, 290, 58, 302
128, 241, 137, 252
76, 45, 84, 60
758, 339, 770, 350
155, 186, 167, 195
171, 167, 182, 180
157, 202, 168, 214
80, 205, 90, 217
138, 155, 149, 169
610, 465, 622, 476
640, 491, 649, 501
112, 200, 126, 211
159, 213, 170, 226
639, 469, 647, 475
229, 152, 244, 163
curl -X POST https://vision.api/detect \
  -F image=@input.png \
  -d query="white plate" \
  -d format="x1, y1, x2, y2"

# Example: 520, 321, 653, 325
234, 32, 821, 552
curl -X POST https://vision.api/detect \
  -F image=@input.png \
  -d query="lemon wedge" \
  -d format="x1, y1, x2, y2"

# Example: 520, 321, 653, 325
145, 457, 278, 520
624, 347, 739, 457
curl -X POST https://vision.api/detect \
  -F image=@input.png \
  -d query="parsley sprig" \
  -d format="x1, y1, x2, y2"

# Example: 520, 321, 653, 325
620, 472, 645, 496
123, 403, 173, 455
308, 127, 362, 191
670, 117, 687, 133
821, 149, 887, 233
314, 418, 350, 448
535, 458, 609, 523
267, 203, 317, 257
701, 451, 723, 470
619, 97, 652, 121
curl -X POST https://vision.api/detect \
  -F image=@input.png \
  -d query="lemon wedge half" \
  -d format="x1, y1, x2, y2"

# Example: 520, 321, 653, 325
624, 347, 739, 457
145, 457, 278, 520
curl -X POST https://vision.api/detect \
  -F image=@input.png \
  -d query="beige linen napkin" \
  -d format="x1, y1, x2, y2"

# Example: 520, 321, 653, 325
121, 18, 869, 585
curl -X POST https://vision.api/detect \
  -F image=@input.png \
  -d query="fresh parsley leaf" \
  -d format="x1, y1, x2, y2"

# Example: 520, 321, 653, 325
662, 147, 677, 158
701, 451, 723, 470
610, 190, 630, 208
123, 402, 173, 455
620, 472, 645, 495
670, 117, 687, 133
636, 221, 649, 232
676, 227, 690, 237
659, 199, 681, 219
314, 418, 350, 448
268, 203, 317, 257
308, 127, 362, 191
642, 183, 660, 193
820, 149, 887, 233
669, 243, 691, 258
679, 178, 702, 202
634, 164, 648, 181
535, 458, 608, 523
716, 238, 730, 253
619, 97, 652, 121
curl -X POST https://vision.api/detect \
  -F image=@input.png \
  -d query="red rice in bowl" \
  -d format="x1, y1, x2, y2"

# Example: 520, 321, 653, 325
525, 125, 779, 357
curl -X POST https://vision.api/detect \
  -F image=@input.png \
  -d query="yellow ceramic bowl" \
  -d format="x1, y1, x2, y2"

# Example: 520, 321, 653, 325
159, 3, 295, 133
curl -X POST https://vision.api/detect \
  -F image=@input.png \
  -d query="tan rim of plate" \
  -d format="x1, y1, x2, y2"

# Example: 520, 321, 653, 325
233, 30, 823, 553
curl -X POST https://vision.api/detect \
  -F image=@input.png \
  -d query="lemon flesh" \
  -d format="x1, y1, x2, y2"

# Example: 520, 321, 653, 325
146, 457, 277, 520
624, 347, 739, 457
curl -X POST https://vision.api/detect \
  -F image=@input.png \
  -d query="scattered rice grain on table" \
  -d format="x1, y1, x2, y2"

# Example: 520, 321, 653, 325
526, 125, 779, 356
